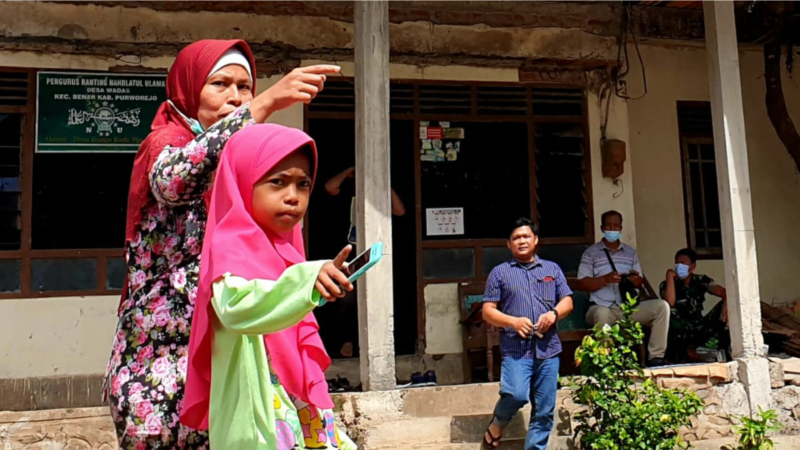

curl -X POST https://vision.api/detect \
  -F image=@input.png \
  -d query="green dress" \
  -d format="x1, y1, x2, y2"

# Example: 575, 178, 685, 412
209, 262, 357, 450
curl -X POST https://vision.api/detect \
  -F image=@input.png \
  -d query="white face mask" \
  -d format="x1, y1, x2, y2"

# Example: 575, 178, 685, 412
675, 263, 691, 279
603, 230, 621, 243
168, 100, 204, 135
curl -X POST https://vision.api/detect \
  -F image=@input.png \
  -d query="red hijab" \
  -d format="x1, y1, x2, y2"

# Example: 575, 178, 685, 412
124, 39, 257, 243
181, 124, 334, 430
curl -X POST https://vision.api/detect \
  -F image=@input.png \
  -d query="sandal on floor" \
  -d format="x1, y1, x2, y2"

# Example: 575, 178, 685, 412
483, 425, 501, 449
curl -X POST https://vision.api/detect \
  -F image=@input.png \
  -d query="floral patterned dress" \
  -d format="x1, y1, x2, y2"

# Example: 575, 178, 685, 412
105, 104, 256, 449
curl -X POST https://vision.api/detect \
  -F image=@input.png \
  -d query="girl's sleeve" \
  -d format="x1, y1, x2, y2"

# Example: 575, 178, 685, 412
211, 261, 326, 335
149, 103, 257, 206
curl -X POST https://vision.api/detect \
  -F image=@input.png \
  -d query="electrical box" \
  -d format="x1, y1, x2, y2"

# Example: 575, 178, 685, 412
601, 139, 626, 179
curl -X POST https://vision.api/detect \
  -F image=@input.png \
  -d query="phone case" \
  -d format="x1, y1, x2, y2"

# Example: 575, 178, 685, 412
346, 241, 384, 283
318, 242, 384, 306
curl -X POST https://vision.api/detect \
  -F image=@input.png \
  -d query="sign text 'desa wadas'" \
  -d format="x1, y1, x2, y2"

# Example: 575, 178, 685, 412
36, 72, 167, 153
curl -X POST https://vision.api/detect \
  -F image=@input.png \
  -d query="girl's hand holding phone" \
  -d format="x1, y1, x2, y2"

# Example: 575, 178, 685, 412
315, 245, 353, 302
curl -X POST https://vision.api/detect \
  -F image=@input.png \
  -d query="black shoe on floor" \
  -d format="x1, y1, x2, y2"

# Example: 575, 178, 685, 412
647, 357, 672, 367
337, 376, 354, 391
423, 370, 438, 386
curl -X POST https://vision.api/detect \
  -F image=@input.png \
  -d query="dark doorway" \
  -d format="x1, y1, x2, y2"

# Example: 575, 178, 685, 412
306, 118, 418, 358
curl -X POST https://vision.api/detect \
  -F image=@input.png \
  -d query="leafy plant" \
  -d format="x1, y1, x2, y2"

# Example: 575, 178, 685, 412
723, 406, 784, 450
568, 294, 704, 450
705, 336, 720, 350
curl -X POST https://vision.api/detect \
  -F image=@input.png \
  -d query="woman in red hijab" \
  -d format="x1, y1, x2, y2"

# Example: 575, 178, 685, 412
105, 39, 339, 449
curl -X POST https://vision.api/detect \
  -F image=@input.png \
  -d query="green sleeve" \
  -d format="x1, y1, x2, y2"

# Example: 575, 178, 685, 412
211, 261, 326, 335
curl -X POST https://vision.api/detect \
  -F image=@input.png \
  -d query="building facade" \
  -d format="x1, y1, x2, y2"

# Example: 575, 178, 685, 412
1, 3, 799, 440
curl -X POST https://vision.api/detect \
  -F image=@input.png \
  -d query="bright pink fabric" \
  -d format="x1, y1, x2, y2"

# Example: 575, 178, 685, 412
181, 124, 334, 431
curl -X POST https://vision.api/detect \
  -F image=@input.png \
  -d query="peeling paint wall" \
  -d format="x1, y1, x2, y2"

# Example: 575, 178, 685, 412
0, 1, 617, 66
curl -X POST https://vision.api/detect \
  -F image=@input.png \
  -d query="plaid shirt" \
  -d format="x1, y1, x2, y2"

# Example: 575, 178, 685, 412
482, 257, 572, 359
578, 241, 642, 307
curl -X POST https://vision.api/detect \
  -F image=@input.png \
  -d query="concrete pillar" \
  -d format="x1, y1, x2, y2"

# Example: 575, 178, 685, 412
354, 0, 396, 391
703, 1, 770, 414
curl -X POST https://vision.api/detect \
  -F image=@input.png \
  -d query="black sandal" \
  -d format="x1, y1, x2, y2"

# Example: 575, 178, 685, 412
483, 425, 501, 449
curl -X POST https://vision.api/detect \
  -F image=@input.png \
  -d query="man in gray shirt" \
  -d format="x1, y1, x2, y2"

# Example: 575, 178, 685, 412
576, 210, 671, 367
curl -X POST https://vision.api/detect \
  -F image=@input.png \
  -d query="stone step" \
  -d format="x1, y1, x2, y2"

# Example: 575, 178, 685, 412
341, 386, 576, 449
352, 384, 571, 420
450, 411, 574, 444
361, 417, 453, 449
450, 411, 529, 443
376, 436, 575, 450
376, 435, 800, 450
395, 383, 504, 417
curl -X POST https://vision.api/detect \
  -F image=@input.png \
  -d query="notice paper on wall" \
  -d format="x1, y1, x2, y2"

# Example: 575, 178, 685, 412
426, 207, 465, 236
420, 121, 464, 163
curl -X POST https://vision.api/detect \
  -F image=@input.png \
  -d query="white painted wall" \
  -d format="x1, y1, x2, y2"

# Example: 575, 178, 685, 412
423, 284, 462, 355
627, 44, 800, 306
0, 296, 118, 378
588, 93, 637, 247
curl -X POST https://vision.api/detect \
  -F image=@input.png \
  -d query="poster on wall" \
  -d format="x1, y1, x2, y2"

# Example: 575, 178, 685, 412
36, 72, 167, 153
425, 207, 465, 236
420, 120, 465, 162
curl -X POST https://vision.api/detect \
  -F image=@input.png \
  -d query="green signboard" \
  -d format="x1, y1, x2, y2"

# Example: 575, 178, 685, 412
36, 72, 167, 153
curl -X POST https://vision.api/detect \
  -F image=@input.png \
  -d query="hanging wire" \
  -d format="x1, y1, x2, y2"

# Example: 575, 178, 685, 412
601, 3, 649, 140
600, 80, 613, 140
615, 4, 648, 101
613, 178, 625, 199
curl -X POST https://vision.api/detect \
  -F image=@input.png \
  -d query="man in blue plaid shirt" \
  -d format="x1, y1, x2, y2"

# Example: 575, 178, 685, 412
481, 218, 573, 450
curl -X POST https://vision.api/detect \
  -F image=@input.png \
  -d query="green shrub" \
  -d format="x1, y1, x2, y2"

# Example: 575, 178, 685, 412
568, 294, 704, 450
722, 406, 784, 450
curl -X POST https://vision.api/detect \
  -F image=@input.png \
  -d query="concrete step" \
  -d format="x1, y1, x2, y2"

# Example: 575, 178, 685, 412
450, 411, 574, 444
340, 386, 575, 449
404, 439, 527, 450
378, 435, 800, 450
376, 436, 575, 450
450, 412, 529, 443
362, 417, 452, 449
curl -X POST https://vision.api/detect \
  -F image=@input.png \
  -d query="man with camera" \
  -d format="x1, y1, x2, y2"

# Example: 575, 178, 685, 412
576, 210, 671, 367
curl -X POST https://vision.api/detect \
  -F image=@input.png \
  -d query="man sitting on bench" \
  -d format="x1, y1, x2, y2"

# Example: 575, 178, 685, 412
660, 248, 729, 363
576, 210, 671, 367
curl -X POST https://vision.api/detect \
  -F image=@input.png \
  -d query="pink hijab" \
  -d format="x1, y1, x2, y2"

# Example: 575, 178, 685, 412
181, 124, 334, 430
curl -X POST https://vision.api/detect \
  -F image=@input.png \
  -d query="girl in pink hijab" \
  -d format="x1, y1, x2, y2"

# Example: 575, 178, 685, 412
181, 123, 356, 450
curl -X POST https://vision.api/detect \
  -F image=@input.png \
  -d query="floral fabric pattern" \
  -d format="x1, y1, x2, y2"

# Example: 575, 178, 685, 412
106, 104, 256, 449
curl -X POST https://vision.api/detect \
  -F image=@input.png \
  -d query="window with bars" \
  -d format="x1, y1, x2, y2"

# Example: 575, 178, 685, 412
0, 113, 22, 252
307, 80, 593, 282
678, 102, 722, 258
0, 69, 131, 298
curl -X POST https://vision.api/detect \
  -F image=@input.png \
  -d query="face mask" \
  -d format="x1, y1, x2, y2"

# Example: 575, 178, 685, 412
169, 100, 205, 135
603, 231, 621, 243
675, 263, 691, 279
